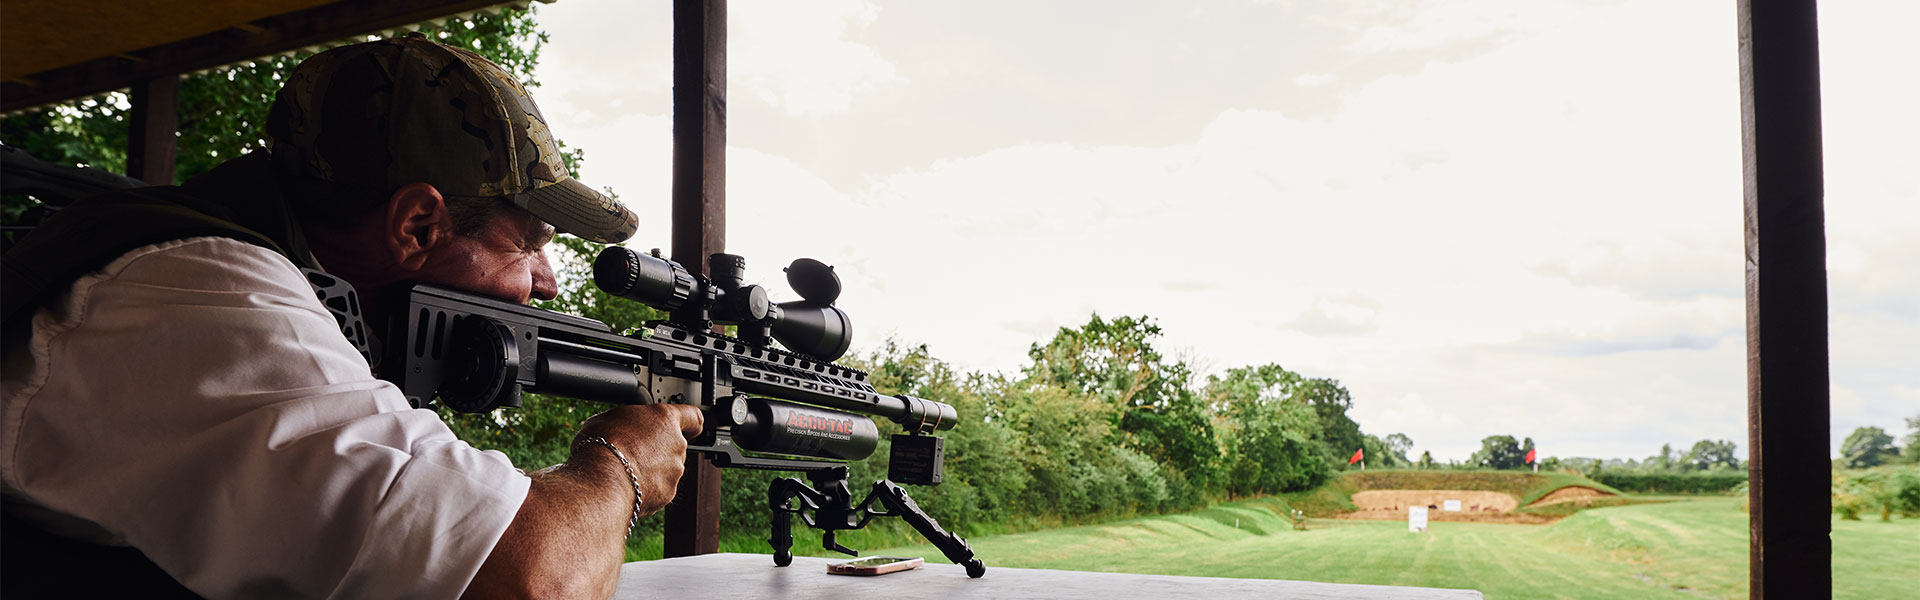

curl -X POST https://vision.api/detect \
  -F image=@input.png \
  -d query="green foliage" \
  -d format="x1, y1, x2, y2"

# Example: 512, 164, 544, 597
1417, 450, 1435, 469
1469, 435, 1527, 469
1901, 413, 1920, 465
1360, 434, 1410, 468
1588, 469, 1747, 495
1384, 433, 1413, 461
705, 312, 1397, 551
1650, 443, 1676, 471
1833, 465, 1920, 521
1842, 426, 1898, 469
1680, 439, 1742, 471
1207, 364, 1329, 496
1024, 314, 1221, 506
1298, 377, 1364, 469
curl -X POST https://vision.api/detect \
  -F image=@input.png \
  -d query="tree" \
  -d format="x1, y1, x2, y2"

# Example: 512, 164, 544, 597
1207, 365, 1327, 496
1417, 450, 1435, 469
1841, 426, 1897, 469
1681, 439, 1741, 471
1384, 433, 1414, 462
1649, 443, 1677, 471
1360, 434, 1409, 469
1902, 413, 1920, 465
1025, 314, 1220, 499
1468, 435, 1525, 470
1296, 377, 1363, 468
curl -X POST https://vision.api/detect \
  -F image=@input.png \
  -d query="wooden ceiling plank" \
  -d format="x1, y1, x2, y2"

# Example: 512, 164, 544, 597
0, 0, 522, 113
0, 0, 338, 80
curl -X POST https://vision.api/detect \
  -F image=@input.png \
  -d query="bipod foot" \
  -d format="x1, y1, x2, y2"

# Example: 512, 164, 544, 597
863, 480, 986, 578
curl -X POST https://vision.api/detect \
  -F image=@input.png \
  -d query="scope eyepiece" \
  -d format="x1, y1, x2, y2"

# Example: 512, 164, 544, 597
594, 247, 696, 311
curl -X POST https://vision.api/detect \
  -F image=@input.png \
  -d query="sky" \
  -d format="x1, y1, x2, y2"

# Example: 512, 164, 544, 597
527, 0, 1917, 463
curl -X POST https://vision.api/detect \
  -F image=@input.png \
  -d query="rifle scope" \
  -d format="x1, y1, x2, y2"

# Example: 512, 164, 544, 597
593, 247, 853, 361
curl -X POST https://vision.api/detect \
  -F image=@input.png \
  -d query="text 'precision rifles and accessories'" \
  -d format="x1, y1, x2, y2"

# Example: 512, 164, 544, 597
380, 249, 985, 578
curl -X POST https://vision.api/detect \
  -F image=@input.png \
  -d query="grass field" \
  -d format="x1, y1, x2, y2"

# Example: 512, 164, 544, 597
864, 497, 1920, 599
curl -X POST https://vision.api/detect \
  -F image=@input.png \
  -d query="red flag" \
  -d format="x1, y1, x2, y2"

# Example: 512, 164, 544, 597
1525, 448, 1537, 464
1349, 448, 1365, 464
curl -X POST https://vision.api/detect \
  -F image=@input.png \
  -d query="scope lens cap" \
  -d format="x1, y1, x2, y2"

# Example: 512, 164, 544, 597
785, 258, 841, 305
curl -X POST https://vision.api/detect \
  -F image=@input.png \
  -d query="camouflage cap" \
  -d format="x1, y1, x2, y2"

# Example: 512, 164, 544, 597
266, 33, 637, 243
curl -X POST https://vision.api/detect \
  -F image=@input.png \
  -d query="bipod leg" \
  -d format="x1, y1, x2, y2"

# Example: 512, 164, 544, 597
864, 480, 986, 578
767, 476, 820, 567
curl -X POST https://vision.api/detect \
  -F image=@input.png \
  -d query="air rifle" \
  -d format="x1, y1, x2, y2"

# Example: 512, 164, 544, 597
377, 247, 985, 578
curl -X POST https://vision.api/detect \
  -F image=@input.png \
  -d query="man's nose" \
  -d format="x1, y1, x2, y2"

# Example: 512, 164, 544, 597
530, 253, 559, 303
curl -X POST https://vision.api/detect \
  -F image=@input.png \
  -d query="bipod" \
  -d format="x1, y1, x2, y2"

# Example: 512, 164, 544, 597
768, 466, 986, 578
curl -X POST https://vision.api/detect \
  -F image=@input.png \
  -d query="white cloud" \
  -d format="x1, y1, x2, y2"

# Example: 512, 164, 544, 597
731, 0, 904, 116
1340, 0, 1542, 53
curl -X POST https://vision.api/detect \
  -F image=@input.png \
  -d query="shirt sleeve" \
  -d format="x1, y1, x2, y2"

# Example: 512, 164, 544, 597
1, 236, 532, 599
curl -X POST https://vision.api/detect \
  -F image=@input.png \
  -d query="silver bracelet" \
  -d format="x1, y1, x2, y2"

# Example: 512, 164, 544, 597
577, 436, 643, 539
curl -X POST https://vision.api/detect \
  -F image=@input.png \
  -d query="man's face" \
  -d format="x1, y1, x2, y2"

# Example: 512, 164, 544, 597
416, 208, 560, 305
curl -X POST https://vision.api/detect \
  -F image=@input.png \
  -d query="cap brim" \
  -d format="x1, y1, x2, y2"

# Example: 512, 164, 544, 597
516, 176, 638, 244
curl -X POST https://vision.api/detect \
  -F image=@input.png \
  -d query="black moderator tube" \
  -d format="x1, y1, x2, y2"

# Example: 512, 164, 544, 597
731, 377, 958, 434
533, 352, 641, 405
732, 399, 880, 461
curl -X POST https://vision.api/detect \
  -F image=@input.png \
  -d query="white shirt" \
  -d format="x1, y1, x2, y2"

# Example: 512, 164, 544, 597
1, 236, 531, 598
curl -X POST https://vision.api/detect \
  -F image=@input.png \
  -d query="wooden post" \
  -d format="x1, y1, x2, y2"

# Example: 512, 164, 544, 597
1739, 1, 1830, 598
125, 75, 178, 185
663, 0, 726, 558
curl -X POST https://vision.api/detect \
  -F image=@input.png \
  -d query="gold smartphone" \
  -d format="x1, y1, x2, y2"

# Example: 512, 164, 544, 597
827, 556, 924, 576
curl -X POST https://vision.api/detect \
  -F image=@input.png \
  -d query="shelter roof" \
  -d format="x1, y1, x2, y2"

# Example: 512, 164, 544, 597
1, 0, 535, 112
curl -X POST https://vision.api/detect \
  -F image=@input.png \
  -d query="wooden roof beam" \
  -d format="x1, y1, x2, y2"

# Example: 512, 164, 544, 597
0, 0, 527, 113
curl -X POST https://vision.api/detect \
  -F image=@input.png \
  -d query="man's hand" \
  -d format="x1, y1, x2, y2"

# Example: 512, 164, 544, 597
576, 403, 705, 515
463, 404, 704, 599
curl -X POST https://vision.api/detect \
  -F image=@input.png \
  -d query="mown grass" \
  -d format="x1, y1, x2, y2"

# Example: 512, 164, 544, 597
858, 496, 1919, 600
621, 470, 1624, 561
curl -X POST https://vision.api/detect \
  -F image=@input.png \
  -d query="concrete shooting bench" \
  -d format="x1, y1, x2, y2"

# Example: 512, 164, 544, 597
614, 553, 1483, 600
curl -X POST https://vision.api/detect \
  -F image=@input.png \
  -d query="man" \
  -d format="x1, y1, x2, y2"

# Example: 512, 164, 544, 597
0, 35, 701, 597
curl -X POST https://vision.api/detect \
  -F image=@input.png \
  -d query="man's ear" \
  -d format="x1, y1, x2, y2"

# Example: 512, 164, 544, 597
385, 183, 450, 271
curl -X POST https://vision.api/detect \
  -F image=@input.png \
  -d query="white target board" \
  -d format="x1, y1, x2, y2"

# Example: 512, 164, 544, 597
1443, 499, 1462, 512
1408, 506, 1429, 532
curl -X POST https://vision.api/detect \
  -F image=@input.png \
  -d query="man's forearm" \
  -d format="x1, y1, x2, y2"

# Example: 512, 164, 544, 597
461, 404, 701, 599
463, 456, 631, 599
